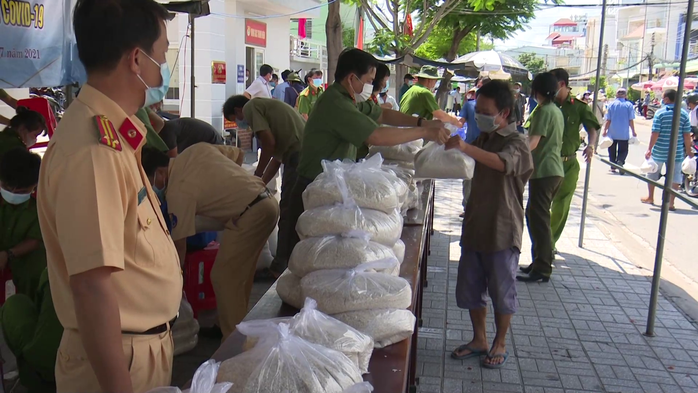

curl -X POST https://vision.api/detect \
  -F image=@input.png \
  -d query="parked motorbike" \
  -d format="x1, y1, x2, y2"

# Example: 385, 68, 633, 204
645, 103, 661, 120
29, 87, 65, 121
684, 136, 698, 198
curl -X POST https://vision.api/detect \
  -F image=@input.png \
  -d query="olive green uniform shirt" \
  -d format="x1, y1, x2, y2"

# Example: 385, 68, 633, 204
0, 198, 46, 300
242, 98, 305, 163
135, 107, 169, 152
297, 87, 323, 117
399, 83, 439, 120
0, 128, 25, 160
555, 93, 601, 156
297, 83, 382, 180
527, 102, 565, 179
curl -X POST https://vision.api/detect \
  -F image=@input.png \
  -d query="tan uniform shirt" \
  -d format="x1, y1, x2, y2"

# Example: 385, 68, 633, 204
166, 143, 266, 241
37, 85, 182, 333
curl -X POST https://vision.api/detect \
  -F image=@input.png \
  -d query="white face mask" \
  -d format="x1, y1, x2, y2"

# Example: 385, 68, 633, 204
475, 113, 502, 133
23, 135, 37, 148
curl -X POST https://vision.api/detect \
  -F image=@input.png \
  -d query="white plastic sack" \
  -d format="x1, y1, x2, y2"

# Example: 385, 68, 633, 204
147, 360, 232, 393
599, 136, 613, 149
414, 141, 475, 179
303, 156, 407, 213
682, 156, 697, 175
368, 140, 423, 162
296, 205, 403, 247
343, 383, 374, 393
392, 239, 405, 265
629, 136, 640, 145
217, 323, 363, 393
256, 243, 273, 271
276, 271, 304, 309
301, 260, 412, 315
333, 309, 416, 349
641, 158, 659, 174
289, 232, 401, 277
383, 159, 415, 170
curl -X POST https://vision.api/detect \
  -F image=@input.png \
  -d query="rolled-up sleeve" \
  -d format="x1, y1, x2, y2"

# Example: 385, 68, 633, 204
497, 138, 534, 177
54, 149, 127, 275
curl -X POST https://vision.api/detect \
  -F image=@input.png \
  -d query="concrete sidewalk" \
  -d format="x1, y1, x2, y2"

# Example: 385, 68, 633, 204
415, 180, 698, 393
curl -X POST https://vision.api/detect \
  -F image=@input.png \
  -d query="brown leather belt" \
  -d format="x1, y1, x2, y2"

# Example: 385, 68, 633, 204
561, 154, 576, 162
123, 315, 177, 335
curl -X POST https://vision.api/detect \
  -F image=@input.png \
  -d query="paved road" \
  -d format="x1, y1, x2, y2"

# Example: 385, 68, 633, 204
579, 115, 697, 283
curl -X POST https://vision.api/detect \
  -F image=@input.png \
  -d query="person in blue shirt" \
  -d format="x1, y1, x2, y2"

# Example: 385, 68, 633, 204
602, 88, 636, 174
273, 70, 292, 101
458, 77, 491, 217
642, 89, 695, 210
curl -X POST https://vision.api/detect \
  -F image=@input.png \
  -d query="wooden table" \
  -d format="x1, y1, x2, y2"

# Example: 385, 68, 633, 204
210, 180, 435, 393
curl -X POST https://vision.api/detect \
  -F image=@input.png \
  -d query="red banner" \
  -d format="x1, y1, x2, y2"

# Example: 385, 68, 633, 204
211, 61, 226, 84
245, 19, 267, 47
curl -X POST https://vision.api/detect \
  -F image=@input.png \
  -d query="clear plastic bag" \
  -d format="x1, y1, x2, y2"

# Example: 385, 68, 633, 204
333, 309, 416, 348
343, 382, 374, 393
217, 323, 363, 393
289, 231, 401, 277
300, 260, 412, 315
682, 156, 697, 175
276, 271, 304, 309
146, 360, 232, 393
296, 205, 403, 247
629, 136, 640, 145
641, 157, 659, 174
303, 156, 407, 213
392, 239, 405, 265
414, 141, 475, 179
599, 136, 613, 149
368, 140, 423, 162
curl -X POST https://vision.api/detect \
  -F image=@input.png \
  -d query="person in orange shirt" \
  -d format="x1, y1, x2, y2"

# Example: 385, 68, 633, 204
36, 1, 181, 392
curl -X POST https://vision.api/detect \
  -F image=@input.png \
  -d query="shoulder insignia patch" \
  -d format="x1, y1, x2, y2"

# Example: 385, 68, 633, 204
169, 213, 178, 229
95, 116, 122, 151
118, 118, 145, 150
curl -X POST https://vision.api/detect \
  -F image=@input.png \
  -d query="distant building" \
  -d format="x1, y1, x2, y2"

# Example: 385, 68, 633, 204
546, 16, 588, 76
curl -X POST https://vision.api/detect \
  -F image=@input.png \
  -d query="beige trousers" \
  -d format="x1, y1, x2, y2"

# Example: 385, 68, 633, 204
211, 196, 279, 340
56, 328, 174, 393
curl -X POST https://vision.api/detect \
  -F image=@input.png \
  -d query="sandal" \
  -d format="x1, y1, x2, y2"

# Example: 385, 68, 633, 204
669, 206, 677, 212
641, 198, 654, 205
482, 351, 509, 369
451, 344, 487, 360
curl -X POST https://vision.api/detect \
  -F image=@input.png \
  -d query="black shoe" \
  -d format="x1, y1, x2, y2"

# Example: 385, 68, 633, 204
516, 271, 550, 283
519, 264, 533, 274
199, 325, 223, 339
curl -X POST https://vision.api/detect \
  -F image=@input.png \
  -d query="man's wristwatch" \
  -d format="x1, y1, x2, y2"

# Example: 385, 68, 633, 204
417, 117, 424, 127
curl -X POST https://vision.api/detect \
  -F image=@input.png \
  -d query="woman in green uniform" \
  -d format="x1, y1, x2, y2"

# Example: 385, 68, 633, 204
0, 108, 46, 159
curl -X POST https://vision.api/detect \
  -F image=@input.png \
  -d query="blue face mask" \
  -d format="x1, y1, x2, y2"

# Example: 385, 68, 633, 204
137, 50, 170, 107
313, 78, 323, 87
153, 186, 166, 203
381, 81, 390, 94
1, 188, 31, 205
270, 82, 277, 88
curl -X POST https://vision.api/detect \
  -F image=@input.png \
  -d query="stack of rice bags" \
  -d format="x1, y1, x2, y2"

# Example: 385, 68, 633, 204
368, 142, 423, 212
277, 158, 416, 348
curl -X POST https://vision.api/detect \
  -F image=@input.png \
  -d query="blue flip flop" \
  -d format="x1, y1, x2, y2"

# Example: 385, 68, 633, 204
451, 344, 487, 360
482, 351, 509, 369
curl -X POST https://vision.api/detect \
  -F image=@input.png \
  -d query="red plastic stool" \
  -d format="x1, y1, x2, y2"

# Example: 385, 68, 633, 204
0, 269, 14, 306
183, 242, 219, 318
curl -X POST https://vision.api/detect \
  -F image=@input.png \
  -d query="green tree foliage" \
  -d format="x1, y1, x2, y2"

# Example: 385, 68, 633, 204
343, 27, 356, 49
517, 53, 546, 76
415, 29, 492, 60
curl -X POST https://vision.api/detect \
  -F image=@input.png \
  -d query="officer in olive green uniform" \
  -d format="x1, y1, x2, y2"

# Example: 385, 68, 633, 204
1, 268, 63, 393
400, 66, 461, 127
0, 108, 46, 160
548, 69, 599, 250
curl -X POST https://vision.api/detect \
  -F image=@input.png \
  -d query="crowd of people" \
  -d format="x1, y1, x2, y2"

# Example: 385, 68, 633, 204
0, 0, 697, 391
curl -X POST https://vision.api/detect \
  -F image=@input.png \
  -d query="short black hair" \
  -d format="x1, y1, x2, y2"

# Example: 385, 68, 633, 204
73, 0, 170, 73
305, 68, 318, 85
272, 74, 279, 81
664, 89, 677, 102
10, 107, 47, 135
531, 72, 559, 102
373, 63, 391, 93
476, 80, 516, 123
260, 64, 273, 77
222, 95, 250, 121
0, 148, 41, 189
335, 48, 377, 82
281, 69, 292, 81
404, 74, 413, 81
549, 68, 569, 87
141, 147, 171, 177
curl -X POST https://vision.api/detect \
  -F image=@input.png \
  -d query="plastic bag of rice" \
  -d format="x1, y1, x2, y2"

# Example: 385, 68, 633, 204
300, 260, 412, 315
303, 156, 407, 214
289, 231, 401, 277
392, 239, 405, 264
217, 323, 363, 393
296, 205, 403, 247
333, 309, 416, 348
343, 383, 374, 393
414, 141, 475, 179
276, 271, 303, 309
368, 140, 423, 162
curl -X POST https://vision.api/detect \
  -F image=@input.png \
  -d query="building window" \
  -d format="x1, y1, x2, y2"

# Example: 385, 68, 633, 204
166, 87, 179, 100
306, 19, 313, 40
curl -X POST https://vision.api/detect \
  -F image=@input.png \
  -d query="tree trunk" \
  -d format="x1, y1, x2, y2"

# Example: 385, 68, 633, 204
435, 27, 470, 109
326, 0, 343, 83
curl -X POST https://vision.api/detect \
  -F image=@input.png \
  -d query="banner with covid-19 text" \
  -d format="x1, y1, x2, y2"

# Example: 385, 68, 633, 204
0, 0, 76, 88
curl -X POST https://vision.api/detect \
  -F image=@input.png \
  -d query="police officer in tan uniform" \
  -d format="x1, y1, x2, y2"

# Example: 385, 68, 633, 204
142, 144, 279, 341
36, 1, 181, 392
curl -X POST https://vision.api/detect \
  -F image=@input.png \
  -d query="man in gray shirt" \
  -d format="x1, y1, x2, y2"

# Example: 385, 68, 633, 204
445, 80, 533, 369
